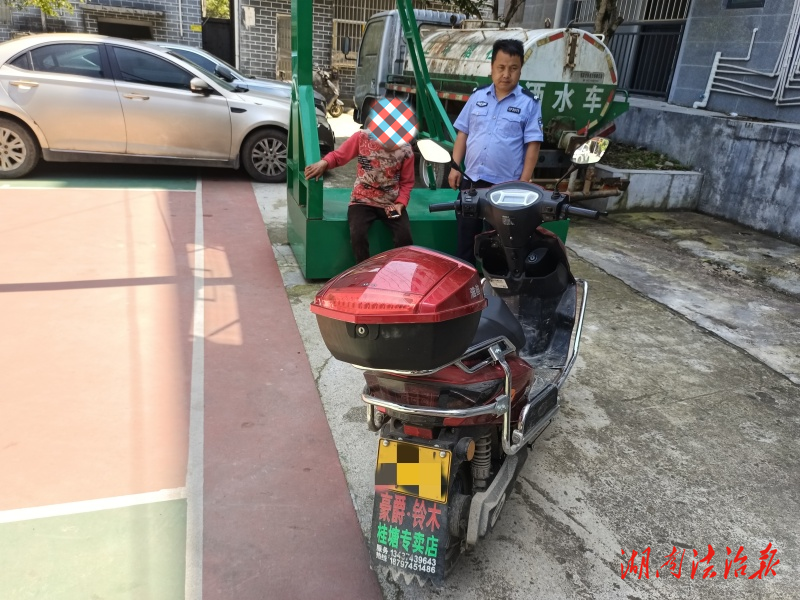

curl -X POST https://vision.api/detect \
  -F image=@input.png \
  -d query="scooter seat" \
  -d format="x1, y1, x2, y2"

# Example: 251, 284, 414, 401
471, 294, 526, 351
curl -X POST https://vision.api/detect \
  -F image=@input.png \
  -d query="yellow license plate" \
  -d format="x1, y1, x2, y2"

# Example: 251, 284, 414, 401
375, 440, 451, 503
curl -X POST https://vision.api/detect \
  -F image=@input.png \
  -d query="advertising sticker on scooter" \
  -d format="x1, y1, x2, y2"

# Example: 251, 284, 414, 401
371, 489, 449, 583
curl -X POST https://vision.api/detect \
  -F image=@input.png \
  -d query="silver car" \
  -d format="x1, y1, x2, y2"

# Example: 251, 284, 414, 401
0, 33, 319, 182
146, 41, 335, 156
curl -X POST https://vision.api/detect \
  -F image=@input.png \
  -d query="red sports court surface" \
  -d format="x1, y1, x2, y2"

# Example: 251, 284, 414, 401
0, 173, 381, 599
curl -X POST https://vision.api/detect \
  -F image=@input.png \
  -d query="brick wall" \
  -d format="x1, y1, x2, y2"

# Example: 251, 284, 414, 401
238, 0, 334, 81
0, 0, 203, 47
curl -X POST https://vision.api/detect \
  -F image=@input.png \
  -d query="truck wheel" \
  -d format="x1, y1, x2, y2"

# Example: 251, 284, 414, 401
241, 128, 288, 183
328, 104, 343, 118
0, 118, 40, 179
420, 156, 449, 190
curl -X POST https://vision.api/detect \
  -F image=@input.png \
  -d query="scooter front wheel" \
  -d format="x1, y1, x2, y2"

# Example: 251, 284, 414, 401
328, 104, 343, 118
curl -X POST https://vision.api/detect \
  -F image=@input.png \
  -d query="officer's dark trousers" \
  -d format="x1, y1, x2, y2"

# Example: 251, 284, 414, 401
348, 203, 413, 264
456, 178, 495, 265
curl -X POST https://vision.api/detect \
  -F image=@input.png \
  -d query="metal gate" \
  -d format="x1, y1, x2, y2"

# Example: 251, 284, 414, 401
570, 0, 690, 98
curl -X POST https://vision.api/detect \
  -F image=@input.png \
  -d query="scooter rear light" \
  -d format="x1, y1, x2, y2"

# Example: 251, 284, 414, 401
403, 425, 434, 439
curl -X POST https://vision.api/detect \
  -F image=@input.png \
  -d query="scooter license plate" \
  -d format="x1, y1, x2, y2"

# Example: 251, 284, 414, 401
375, 440, 451, 503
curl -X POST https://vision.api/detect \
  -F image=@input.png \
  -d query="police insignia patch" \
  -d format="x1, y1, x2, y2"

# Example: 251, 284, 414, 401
476, 101, 488, 107
507, 107, 521, 114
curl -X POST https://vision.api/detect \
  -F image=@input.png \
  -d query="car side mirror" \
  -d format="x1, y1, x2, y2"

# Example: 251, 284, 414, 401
215, 65, 235, 82
190, 77, 212, 95
342, 37, 352, 59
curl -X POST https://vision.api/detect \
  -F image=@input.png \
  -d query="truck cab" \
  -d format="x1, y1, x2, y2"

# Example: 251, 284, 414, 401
354, 9, 463, 123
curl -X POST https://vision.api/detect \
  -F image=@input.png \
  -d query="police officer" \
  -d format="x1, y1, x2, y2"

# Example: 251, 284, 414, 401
449, 38, 544, 265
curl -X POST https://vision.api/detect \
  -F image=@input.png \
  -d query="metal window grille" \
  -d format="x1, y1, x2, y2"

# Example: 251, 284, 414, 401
570, 0, 689, 24
333, 0, 450, 23
276, 13, 292, 80
606, 22, 685, 96
332, 19, 364, 69
568, 0, 690, 99
330, 0, 453, 69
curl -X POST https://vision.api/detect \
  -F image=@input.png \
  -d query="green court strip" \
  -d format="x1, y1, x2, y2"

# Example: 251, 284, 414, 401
0, 165, 197, 191
0, 500, 187, 600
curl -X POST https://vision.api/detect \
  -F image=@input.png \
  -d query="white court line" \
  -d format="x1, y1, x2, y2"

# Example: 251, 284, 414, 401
0, 488, 187, 524
185, 178, 206, 600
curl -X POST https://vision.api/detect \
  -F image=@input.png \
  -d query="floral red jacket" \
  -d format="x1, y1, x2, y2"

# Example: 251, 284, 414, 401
322, 130, 415, 208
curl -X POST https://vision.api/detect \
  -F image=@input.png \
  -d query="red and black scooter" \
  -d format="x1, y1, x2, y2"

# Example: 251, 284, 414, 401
310, 138, 609, 585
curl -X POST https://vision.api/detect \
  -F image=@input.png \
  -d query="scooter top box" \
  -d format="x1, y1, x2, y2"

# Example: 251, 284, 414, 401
311, 246, 487, 370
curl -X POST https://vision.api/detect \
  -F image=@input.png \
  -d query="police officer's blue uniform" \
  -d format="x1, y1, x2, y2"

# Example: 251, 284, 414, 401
453, 83, 544, 263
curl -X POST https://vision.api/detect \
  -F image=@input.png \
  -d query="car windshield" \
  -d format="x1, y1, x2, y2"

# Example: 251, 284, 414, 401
167, 51, 238, 92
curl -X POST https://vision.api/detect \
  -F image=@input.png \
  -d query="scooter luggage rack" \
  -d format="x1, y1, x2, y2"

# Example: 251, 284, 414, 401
361, 280, 589, 456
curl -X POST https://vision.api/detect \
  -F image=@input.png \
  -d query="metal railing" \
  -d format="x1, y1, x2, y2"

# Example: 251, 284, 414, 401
570, 18, 686, 99
606, 22, 685, 98
570, 0, 689, 23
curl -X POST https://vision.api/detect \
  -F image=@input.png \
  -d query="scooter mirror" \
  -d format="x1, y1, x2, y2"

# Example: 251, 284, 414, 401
571, 137, 609, 165
417, 139, 452, 164
342, 37, 352, 59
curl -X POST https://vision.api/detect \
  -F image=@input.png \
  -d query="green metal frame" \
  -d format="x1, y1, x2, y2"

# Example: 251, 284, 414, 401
395, 1, 456, 151
286, 0, 568, 280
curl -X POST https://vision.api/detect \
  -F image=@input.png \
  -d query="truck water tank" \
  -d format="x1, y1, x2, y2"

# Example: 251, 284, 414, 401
412, 28, 621, 138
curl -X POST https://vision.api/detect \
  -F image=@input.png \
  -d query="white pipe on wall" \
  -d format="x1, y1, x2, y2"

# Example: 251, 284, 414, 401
553, 0, 565, 27
693, 0, 800, 108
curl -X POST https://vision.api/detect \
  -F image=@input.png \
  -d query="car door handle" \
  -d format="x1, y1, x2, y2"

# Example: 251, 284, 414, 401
123, 93, 150, 100
10, 80, 39, 90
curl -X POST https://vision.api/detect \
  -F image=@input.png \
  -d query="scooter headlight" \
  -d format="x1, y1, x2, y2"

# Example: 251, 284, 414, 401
488, 189, 541, 207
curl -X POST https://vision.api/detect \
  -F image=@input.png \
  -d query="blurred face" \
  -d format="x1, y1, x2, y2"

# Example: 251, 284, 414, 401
491, 50, 522, 96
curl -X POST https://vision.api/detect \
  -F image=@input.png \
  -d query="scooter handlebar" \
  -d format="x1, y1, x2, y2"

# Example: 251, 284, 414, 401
563, 204, 604, 219
429, 202, 457, 213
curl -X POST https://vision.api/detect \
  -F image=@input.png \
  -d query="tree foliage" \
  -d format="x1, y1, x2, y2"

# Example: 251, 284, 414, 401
594, 0, 623, 41
3, 0, 82, 17
205, 0, 230, 19
429, 0, 489, 19
494, 0, 525, 24
431, 0, 523, 25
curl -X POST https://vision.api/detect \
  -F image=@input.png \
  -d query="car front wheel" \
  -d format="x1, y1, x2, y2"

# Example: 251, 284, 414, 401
0, 118, 40, 179
241, 128, 288, 183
